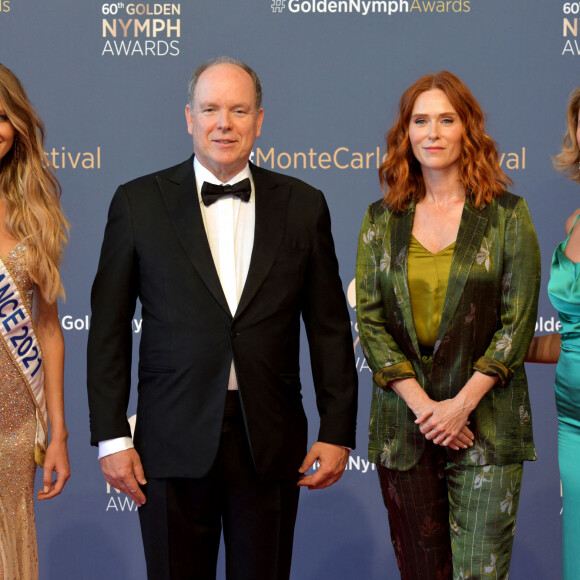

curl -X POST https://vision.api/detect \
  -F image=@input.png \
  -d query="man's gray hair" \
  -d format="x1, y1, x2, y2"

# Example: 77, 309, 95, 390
187, 56, 263, 110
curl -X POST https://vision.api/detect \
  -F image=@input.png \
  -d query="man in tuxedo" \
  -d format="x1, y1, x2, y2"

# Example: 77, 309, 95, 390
87, 56, 358, 579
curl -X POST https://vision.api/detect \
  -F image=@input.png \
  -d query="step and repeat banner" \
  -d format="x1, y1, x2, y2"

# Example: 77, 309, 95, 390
0, 0, 576, 578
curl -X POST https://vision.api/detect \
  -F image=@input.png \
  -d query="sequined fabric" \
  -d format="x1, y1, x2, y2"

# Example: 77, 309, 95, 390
0, 243, 38, 580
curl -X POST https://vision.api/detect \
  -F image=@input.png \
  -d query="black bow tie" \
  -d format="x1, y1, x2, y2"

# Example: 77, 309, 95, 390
201, 178, 251, 206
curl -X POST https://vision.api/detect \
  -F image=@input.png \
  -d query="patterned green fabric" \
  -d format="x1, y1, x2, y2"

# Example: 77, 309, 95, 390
377, 449, 523, 580
356, 193, 540, 470
449, 462, 524, 579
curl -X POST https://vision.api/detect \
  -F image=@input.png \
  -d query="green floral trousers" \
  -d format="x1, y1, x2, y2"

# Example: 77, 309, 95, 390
378, 442, 523, 580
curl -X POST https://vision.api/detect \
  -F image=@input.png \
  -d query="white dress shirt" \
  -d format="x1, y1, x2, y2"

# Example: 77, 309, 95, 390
98, 158, 256, 459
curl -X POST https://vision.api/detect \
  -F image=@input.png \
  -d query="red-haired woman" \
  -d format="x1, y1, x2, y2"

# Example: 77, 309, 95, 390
356, 71, 540, 579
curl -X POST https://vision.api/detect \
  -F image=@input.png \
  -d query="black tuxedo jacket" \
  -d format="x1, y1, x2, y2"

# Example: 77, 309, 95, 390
87, 157, 358, 482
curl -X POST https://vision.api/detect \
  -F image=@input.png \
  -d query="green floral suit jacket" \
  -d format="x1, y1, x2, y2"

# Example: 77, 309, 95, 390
356, 193, 540, 471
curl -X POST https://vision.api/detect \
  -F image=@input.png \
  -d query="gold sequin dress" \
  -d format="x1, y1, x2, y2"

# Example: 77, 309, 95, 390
0, 243, 39, 580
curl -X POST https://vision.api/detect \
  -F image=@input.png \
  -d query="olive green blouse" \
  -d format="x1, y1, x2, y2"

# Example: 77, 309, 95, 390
408, 235, 455, 347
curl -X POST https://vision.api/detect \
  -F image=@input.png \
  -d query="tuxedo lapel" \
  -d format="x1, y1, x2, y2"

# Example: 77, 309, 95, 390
435, 199, 489, 349
158, 158, 231, 315
235, 164, 289, 319
390, 206, 421, 359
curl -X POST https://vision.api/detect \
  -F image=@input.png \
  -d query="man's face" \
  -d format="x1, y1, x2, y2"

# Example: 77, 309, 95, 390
186, 63, 264, 183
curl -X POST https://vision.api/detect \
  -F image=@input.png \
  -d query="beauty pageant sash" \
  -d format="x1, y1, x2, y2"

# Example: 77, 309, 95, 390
0, 257, 47, 466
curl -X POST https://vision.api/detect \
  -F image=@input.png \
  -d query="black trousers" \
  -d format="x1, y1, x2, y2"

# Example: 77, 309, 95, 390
138, 392, 301, 580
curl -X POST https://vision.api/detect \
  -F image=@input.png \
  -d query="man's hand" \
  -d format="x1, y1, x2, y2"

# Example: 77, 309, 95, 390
297, 442, 349, 490
99, 448, 147, 507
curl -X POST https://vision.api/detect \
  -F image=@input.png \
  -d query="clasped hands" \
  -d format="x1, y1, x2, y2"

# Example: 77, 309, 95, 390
415, 397, 475, 450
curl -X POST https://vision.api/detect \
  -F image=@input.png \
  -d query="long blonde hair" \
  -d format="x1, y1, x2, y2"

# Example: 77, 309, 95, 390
553, 86, 580, 183
0, 63, 69, 302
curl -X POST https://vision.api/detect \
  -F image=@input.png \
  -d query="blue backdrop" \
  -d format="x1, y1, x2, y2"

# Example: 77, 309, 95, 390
0, 0, 574, 577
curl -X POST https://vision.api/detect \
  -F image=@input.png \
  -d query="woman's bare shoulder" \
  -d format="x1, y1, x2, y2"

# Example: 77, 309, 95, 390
565, 208, 580, 236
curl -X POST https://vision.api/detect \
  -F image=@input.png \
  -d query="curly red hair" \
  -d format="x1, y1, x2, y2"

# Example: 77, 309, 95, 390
379, 71, 512, 212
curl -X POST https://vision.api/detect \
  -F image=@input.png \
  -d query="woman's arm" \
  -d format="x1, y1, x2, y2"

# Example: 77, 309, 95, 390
356, 205, 416, 385
35, 293, 70, 500
357, 208, 409, 377
474, 196, 542, 384
525, 333, 561, 363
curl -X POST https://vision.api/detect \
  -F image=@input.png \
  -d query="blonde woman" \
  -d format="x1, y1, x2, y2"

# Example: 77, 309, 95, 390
527, 86, 580, 580
0, 63, 70, 579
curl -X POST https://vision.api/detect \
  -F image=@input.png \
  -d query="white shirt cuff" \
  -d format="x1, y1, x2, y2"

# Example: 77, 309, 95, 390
98, 436, 134, 459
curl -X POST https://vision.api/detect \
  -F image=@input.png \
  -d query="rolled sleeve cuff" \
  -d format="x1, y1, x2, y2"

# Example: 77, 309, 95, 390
473, 356, 513, 387
373, 360, 416, 390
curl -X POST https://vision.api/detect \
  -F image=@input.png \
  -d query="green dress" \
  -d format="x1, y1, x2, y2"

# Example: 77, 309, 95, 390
547, 218, 580, 580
